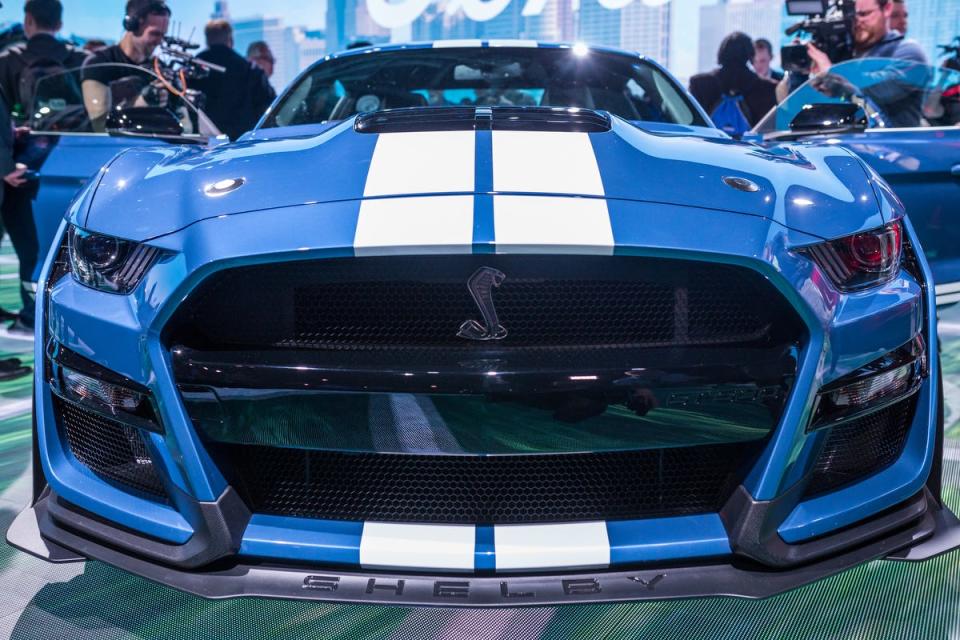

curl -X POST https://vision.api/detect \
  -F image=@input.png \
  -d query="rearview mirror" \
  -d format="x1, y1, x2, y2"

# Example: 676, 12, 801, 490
788, 103, 867, 134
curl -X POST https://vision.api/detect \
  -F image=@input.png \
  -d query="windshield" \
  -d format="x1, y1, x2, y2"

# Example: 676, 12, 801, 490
263, 47, 707, 129
754, 58, 960, 134
30, 63, 218, 137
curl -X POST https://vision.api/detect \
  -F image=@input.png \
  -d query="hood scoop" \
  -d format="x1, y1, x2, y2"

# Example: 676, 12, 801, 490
354, 106, 612, 134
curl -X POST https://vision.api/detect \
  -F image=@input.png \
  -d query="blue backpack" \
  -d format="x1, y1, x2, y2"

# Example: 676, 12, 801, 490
711, 93, 751, 138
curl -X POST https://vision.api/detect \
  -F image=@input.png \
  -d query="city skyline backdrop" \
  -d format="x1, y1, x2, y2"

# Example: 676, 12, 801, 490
1, 0, 958, 89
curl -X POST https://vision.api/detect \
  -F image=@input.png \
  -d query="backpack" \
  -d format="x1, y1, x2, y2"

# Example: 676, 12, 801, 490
710, 92, 752, 138
13, 46, 82, 122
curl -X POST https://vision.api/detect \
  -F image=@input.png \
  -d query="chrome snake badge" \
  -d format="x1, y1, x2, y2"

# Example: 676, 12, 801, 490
458, 267, 508, 341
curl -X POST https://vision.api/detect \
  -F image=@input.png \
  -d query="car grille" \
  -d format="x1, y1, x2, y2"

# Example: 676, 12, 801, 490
170, 255, 803, 525
166, 255, 799, 353
55, 397, 168, 502
209, 442, 764, 524
802, 395, 917, 498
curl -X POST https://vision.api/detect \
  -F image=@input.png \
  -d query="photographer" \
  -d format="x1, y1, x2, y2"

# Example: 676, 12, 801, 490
800, 0, 927, 127
192, 20, 275, 140
805, 0, 925, 73
81, 0, 171, 131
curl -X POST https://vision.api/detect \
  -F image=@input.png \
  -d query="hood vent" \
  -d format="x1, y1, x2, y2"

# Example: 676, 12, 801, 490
354, 106, 612, 134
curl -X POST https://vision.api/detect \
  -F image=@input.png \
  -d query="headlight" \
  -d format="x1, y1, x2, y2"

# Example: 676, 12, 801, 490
801, 221, 902, 292
68, 225, 161, 294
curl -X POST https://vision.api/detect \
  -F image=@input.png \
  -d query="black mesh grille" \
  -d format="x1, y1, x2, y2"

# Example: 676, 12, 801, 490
803, 396, 917, 498
167, 256, 798, 352
213, 442, 763, 524
56, 398, 168, 502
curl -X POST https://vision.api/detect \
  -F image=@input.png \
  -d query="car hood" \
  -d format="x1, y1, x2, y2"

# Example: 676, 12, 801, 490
83, 117, 885, 243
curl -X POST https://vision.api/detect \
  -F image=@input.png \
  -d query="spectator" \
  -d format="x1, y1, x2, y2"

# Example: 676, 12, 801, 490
889, 0, 908, 35
192, 20, 276, 140
81, 0, 171, 130
0, 0, 86, 120
247, 41, 275, 79
0, 0, 85, 334
806, 0, 925, 73
753, 38, 784, 82
805, 0, 927, 127
689, 32, 777, 135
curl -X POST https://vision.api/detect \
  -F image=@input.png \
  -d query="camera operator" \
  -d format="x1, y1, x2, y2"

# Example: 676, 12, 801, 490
81, 0, 171, 131
0, 0, 85, 335
805, 0, 925, 73
191, 20, 275, 141
801, 0, 927, 127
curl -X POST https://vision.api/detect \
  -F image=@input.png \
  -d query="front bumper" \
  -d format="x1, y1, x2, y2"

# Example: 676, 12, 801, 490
9, 485, 959, 606
10, 202, 956, 604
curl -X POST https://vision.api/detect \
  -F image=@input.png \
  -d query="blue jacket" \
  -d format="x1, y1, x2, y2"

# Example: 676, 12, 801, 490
858, 31, 927, 64
856, 31, 929, 127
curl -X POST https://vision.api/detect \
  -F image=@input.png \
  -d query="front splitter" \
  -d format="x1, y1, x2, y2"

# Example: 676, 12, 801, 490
7, 489, 958, 607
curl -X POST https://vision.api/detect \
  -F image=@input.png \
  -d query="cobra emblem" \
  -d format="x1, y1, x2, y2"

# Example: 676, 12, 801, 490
457, 267, 508, 341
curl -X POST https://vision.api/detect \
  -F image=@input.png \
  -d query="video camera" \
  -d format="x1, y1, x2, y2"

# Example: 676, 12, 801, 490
781, 0, 856, 74
143, 35, 226, 111
158, 35, 226, 82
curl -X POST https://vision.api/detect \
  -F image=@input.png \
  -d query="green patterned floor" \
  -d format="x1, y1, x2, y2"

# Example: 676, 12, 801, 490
0, 239, 959, 639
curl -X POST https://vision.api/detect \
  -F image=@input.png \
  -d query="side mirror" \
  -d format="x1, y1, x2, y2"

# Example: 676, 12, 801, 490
788, 103, 867, 134
105, 107, 191, 140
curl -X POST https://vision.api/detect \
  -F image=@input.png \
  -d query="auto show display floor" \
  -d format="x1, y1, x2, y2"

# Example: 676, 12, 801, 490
0, 241, 958, 640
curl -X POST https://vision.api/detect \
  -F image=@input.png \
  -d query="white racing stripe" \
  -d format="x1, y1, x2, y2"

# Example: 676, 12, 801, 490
492, 131, 605, 195
488, 39, 538, 47
354, 195, 474, 254
363, 131, 475, 197
494, 522, 610, 571
935, 282, 960, 296
938, 292, 960, 306
433, 39, 484, 48
493, 195, 613, 251
360, 522, 475, 570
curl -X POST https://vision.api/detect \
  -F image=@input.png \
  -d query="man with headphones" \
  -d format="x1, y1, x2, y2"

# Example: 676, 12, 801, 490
81, 0, 171, 130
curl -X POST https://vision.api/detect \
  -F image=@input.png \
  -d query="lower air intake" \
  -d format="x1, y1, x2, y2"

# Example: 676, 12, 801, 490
213, 442, 764, 524
802, 395, 917, 498
56, 397, 168, 502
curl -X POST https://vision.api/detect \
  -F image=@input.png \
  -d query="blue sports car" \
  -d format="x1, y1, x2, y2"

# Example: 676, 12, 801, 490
7, 42, 960, 606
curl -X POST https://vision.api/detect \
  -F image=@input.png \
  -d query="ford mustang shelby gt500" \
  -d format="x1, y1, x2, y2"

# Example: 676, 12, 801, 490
7, 42, 960, 606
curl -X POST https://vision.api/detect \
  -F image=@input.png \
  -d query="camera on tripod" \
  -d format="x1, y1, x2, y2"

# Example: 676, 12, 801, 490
781, 0, 856, 73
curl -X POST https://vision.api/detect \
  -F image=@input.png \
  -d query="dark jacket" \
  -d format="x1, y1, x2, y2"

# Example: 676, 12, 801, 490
688, 66, 778, 127
0, 94, 14, 184
192, 44, 276, 140
0, 33, 86, 110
